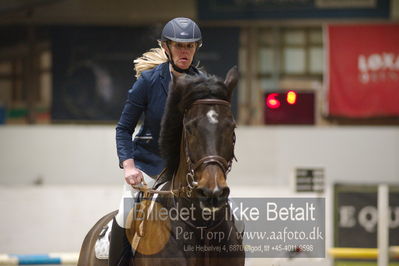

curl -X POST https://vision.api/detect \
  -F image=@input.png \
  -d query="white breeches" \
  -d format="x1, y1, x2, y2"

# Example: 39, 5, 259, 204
114, 171, 155, 228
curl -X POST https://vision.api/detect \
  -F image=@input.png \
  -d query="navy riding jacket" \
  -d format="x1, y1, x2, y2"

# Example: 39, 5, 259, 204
116, 62, 170, 176
116, 62, 199, 176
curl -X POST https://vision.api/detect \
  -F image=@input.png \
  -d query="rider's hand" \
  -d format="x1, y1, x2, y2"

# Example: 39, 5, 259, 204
124, 167, 143, 185
122, 159, 143, 185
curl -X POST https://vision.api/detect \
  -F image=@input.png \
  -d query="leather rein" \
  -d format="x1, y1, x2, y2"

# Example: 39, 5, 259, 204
131, 98, 236, 198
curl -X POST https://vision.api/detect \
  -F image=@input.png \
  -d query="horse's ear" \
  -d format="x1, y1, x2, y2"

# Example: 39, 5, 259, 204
224, 66, 239, 100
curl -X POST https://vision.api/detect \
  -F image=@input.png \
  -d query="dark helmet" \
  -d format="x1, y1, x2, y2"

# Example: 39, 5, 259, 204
161, 17, 202, 45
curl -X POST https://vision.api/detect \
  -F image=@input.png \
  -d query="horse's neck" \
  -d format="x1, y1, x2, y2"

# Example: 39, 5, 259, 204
172, 133, 189, 190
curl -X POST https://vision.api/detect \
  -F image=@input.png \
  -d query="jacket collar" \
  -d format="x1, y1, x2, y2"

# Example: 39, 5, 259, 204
160, 62, 171, 95
159, 62, 200, 95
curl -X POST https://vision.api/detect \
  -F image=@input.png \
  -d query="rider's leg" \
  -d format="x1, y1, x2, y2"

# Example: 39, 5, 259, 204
108, 217, 132, 266
109, 171, 155, 266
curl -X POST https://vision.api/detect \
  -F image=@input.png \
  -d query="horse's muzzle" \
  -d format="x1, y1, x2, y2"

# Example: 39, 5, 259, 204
195, 186, 230, 209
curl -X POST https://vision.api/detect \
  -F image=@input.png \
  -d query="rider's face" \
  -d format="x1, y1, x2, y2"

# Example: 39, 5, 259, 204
164, 41, 197, 70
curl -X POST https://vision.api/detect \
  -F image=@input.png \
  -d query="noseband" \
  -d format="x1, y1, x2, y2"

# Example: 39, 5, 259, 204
183, 99, 236, 193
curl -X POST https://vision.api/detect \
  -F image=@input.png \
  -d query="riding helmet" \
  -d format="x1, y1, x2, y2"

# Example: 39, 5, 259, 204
161, 17, 202, 45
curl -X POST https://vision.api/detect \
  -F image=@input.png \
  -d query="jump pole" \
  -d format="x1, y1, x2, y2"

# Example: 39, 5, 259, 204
378, 184, 389, 266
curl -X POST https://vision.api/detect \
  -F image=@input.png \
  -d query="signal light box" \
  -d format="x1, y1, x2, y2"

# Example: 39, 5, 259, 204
264, 91, 315, 125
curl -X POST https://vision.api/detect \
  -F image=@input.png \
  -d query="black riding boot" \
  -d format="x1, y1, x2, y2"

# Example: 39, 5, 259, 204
108, 217, 132, 266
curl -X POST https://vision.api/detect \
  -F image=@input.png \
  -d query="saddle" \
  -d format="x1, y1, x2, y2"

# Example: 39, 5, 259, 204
94, 176, 168, 260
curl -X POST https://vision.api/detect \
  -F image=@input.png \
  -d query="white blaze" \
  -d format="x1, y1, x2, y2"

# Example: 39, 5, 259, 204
207, 109, 219, 124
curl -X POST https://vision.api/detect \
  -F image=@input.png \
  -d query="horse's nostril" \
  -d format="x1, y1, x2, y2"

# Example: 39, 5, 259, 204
220, 187, 230, 199
214, 187, 230, 202
196, 187, 211, 198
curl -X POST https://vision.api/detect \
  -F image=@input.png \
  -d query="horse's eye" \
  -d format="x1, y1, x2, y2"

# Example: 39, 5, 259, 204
186, 127, 193, 135
185, 123, 195, 135
222, 119, 236, 129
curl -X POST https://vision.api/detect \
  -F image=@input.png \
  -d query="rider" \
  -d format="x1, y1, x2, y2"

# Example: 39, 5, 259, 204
110, 17, 203, 266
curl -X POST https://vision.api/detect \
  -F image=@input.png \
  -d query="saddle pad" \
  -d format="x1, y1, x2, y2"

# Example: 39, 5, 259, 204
94, 219, 113, 260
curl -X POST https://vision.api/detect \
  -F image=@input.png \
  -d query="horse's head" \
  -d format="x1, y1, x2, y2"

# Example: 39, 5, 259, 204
160, 66, 239, 210
183, 99, 235, 209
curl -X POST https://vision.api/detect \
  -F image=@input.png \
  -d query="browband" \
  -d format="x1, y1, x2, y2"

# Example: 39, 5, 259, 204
191, 99, 230, 107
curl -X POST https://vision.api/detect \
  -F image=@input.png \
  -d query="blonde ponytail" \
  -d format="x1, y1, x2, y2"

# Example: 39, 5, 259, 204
134, 42, 168, 78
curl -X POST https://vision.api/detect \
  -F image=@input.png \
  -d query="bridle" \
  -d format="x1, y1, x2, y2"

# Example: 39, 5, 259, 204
132, 98, 236, 198
182, 99, 236, 196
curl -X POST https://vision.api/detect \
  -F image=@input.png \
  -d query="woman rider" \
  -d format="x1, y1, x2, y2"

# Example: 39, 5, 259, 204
110, 17, 203, 266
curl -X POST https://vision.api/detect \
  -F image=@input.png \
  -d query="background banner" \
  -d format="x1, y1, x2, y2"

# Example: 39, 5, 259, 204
327, 24, 399, 118
334, 184, 399, 248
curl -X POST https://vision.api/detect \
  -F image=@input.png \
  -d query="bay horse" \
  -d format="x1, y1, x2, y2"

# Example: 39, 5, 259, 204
78, 66, 244, 266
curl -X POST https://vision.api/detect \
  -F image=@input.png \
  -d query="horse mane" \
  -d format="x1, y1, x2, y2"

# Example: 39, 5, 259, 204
133, 42, 168, 78
159, 73, 230, 178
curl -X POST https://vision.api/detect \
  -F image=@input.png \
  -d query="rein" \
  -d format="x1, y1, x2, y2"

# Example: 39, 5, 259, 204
131, 98, 235, 198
